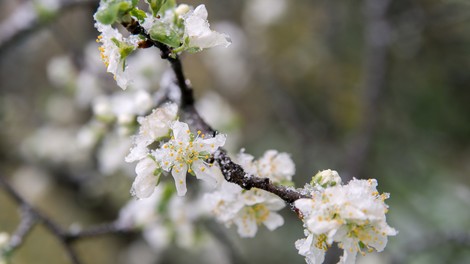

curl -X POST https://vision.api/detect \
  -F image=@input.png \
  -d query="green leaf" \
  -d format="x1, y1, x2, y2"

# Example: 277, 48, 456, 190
129, 8, 147, 22
95, 2, 121, 24
149, 21, 181, 48
145, 0, 167, 16
157, 183, 175, 214
95, 0, 135, 24
159, 0, 176, 13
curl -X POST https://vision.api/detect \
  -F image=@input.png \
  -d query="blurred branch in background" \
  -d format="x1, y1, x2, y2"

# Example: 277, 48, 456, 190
392, 231, 470, 264
0, 0, 98, 55
0, 174, 134, 264
343, 0, 391, 181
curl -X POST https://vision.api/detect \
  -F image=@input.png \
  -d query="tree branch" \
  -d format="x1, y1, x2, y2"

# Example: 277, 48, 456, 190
121, 19, 310, 206
0, 175, 135, 264
0, 0, 98, 55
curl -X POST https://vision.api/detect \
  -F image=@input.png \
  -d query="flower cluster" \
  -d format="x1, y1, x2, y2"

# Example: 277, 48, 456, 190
153, 121, 226, 196
204, 181, 285, 238
204, 150, 295, 237
294, 176, 397, 264
94, 0, 230, 90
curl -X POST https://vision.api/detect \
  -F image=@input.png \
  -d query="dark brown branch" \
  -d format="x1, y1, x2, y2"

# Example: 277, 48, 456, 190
121, 19, 310, 205
122, 19, 194, 106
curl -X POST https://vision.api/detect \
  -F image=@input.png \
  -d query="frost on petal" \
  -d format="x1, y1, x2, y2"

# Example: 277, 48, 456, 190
131, 157, 159, 199
172, 162, 188, 196
183, 5, 231, 50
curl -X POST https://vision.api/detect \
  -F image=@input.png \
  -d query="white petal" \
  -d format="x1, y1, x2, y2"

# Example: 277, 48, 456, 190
192, 160, 217, 187
172, 163, 188, 196
263, 212, 284, 230
131, 158, 158, 199
171, 121, 191, 143
234, 212, 257, 238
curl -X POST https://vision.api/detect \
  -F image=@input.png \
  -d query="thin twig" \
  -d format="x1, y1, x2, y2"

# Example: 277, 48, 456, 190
121, 19, 311, 206
0, 175, 135, 264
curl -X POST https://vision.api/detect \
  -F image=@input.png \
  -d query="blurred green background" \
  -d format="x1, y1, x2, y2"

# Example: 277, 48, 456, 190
1, 0, 470, 263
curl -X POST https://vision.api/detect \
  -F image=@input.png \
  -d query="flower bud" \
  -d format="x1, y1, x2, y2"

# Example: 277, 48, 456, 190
311, 169, 341, 188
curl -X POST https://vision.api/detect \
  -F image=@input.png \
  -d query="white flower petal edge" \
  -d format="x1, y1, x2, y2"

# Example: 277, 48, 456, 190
131, 157, 160, 199
183, 5, 231, 50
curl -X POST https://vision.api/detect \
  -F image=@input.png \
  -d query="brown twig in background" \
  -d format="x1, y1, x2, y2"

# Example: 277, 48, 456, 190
343, 0, 391, 181
0, 0, 98, 55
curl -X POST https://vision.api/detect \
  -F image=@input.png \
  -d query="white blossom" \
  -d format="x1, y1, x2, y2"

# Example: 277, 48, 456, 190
153, 121, 226, 196
94, 22, 138, 89
311, 169, 342, 188
256, 150, 295, 182
204, 181, 285, 237
183, 5, 231, 50
294, 178, 397, 264
236, 149, 295, 183
126, 103, 178, 162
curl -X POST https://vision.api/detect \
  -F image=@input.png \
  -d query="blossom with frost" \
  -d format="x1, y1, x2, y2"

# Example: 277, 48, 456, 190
204, 181, 285, 237
94, 22, 139, 89
237, 149, 295, 183
183, 5, 231, 50
294, 178, 397, 264
311, 169, 342, 188
126, 103, 178, 163
153, 121, 226, 196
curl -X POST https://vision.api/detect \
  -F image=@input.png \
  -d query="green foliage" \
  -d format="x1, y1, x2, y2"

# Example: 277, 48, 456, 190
148, 21, 182, 48
95, 0, 135, 25
145, 0, 165, 17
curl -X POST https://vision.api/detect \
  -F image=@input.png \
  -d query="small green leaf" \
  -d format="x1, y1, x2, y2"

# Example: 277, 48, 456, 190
129, 8, 147, 22
145, 0, 166, 16
149, 21, 181, 48
157, 183, 175, 214
159, 0, 176, 13
95, 3, 121, 24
